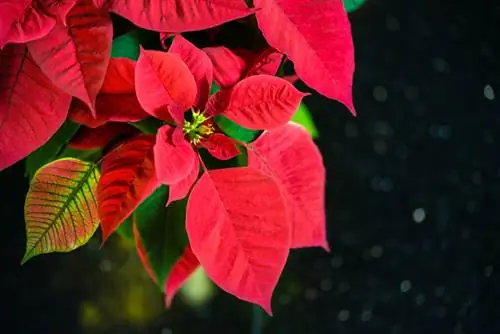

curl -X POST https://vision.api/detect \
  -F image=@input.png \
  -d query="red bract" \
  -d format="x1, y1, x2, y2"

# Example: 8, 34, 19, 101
135, 37, 305, 191
0, 0, 76, 47
70, 58, 149, 128
248, 123, 328, 250
164, 245, 199, 307
0, 44, 71, 171
27, 0, 113, 113
98, 134, 160, 241
94, 0, 254, 33
254, 0, 355, 114
204, 47, 283, 89
186, 167, 290, 314
68, 123, 137, 150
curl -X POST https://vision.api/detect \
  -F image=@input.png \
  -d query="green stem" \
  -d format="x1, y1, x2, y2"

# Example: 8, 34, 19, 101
251, 305, 263, 334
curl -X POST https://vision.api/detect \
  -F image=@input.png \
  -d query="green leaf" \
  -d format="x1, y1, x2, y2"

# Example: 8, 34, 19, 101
291, 102, 319, 138
25, 121, 80, 180
134, 186, 187, 288
210, 82, 220, 95
129, 117, 164, 134
116, 216, 134, 241
215, 115, 261, 143
111, 31, 140, 60
22, 158, 100, 264
58, 147, 102, 162
343, 0, 367, 13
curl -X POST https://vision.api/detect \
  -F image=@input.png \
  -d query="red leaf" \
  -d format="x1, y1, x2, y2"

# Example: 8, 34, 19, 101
0, 44, 70, 171
135, 49, 196, 121
221, 75, 306, 130
167, 156, 199, 207
169, 35, 213, 109
99, 134, 160, 241
160, 32, 176, 49
164, 245, 199, 307
186, 167, 290, 314
133, 223, 158, 284
154, 125, 197, 185
245, 48, 283, 78
200, 133, 240, 161
69, 58, 148, 127
95, 0, 253, 33
248, 123, 328, 250
254, 0, 355, 114
27, 0, 112, 113
0, 0, 77, 47
203, 46, 246, 89
69, 123, 136, 150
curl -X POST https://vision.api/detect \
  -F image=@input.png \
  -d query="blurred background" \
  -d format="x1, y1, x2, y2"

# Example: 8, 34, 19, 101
2, 0, 500, 332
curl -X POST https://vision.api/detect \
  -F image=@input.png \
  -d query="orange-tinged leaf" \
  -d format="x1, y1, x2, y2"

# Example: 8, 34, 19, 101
248, 123, 328, 250
0, 44, 71, 172
22, 158, 100, 264
98, 134, 160, 241
186, 167, 290, 314
27, 0, 113, 113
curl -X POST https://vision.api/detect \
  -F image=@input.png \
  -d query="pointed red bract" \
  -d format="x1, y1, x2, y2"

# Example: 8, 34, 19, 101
164, 245, 199, 307
201, 134, 240, 161
69, 123, 136, 150
254, 0, 355, 114
99, 134, 160, 241
27, 0, 112, 113
248, 123, 328, 250
169, 35, 213, 109
245, 48, 283, 78
0, 44, 71, 171
69, 58, 148, 127
186, 167, 290, 314
0, 0, 77, 47
135, 49, 197, 121
154, 125, 197, 185
95, 0, 253, 33
167, 157, 199, 207
133, 223, 158, 284
203, 46, 247, 89
221, 75, 306, 130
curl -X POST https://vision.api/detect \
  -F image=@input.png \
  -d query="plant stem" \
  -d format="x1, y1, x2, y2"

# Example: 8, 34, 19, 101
251, 305, 263, 334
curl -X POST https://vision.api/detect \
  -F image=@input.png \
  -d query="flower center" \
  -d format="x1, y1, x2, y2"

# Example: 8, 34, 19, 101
183, 110, 214, 145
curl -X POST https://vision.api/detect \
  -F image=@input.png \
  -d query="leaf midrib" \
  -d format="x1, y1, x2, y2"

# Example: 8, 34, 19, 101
23, 160, 98, 263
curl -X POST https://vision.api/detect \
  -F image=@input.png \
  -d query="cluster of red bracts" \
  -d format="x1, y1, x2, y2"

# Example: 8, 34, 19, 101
0, 0, 354, 313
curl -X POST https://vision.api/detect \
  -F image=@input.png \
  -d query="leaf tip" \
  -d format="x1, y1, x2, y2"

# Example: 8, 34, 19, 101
261, 300, 273, 316
20, 254, 31, 265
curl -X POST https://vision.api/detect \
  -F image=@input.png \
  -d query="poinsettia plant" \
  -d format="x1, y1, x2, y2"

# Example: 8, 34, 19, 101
0, 0, 355, 315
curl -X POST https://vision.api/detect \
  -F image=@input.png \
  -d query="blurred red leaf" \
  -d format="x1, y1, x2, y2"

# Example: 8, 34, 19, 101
0, 44, 71, 171
254, 0, 355, 114
69, 123, 136, 150
248, 123, 328, 250
27, 0, 112, 114
69, 58, 148, 127
164, 245, 199, 307
186, 167, 290, 314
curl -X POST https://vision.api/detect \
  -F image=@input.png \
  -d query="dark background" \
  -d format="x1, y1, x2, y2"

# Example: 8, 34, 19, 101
2, 0, 500, 333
